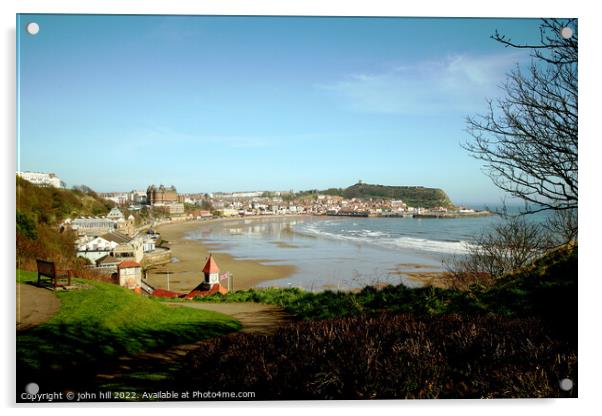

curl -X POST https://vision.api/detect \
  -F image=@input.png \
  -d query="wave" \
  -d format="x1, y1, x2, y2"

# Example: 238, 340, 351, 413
296, 224, 471, 254
379, 236, 471, 254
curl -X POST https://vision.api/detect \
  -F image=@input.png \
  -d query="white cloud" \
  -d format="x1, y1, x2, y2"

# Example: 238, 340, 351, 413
319, 52, 529, 115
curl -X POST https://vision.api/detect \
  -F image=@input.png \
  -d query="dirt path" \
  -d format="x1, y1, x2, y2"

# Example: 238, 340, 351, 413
166, 302, 293, 335
96, 302, 292, 390
16, 284, 61, 332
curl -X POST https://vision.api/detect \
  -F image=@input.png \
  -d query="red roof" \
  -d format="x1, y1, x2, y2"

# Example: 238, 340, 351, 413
152, 288, 181, 299
118, 260, 141, 269
185, 283, 228, 300
202, 254, 220, 273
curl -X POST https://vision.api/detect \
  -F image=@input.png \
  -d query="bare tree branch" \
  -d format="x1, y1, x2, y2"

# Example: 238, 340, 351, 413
464, 19, 577, 241
444, 215, 551, 283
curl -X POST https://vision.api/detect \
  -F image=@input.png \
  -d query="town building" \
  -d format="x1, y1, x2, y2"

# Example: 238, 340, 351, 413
97, 192, 129, 205
117, 261, 142, 290
203, 254, 220, 286
76, 236, 118, 263
70, 217, 116, 236
107, 207, 125, 221
68, 210, 134, 237
146, 184, 185, 217
217, 208, 240, 217
147, 185, 179, 206
168, 203, 185, 216
115, 214, 136, 237
142, 236, 156, 252
186, 254, 228, 298
102, 231, 144, 263
191, 210, 212, 220
130, 190, 147, 205
94, 255, 121, 274
17, 171, 64, 188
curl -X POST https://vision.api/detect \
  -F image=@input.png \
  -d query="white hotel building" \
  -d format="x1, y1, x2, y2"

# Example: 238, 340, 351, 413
17, 171, 64, 188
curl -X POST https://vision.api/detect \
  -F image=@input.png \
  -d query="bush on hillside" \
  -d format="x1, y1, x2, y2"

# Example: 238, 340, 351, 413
444, 215, 551, 282
16, 224, 77, 270
16, 176, 114, 270
181, 313, 576, 399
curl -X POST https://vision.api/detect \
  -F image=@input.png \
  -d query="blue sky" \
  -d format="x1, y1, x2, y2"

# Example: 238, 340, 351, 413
17, 15, 542, 205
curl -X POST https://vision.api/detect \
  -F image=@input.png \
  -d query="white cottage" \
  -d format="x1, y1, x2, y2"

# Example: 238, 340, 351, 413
77, 236, 119, 263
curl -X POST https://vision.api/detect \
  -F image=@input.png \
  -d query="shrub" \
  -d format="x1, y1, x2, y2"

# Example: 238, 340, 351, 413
16, 210, 37, 240
180, 313, 576, 399
444, 215, 550, 281
16, 176, 114, 270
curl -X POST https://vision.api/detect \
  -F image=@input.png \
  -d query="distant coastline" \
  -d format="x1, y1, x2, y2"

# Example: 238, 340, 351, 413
411, 210, 494, 219
322, 210, 494, 219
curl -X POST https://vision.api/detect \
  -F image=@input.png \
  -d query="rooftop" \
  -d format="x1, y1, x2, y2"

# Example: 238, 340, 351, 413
118, 260, 141, 269
101, 231, 132, 244
96, 255, 121, 265
202, 254, 220, 274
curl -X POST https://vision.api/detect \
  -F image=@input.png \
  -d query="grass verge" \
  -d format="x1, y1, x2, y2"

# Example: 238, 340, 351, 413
16, 269, 240, 395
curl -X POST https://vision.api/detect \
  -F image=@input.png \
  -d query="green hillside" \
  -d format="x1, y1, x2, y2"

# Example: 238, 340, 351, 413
16, 269, 240, 394
322, 182, 454, 208
16, 176, 115, 269
17, 176, 114, 227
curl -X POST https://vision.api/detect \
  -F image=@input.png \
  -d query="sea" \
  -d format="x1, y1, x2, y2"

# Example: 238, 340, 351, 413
186, 209, 549, 290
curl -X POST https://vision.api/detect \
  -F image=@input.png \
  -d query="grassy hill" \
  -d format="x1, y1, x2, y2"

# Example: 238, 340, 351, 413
321, 182, 454, 208
16, 176, 115, 269
17, 176, 114, 226
16, 270, 240, 395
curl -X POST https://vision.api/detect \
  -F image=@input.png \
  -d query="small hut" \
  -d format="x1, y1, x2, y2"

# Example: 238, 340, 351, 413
117, 260, 142, 290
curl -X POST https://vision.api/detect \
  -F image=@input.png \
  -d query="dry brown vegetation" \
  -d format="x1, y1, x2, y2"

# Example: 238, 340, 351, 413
181, 313, 576, 399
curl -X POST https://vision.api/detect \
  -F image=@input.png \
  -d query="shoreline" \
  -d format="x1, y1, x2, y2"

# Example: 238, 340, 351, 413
149, 216, 307, 292
148, 214, 465, 293
398, 272, 453, 289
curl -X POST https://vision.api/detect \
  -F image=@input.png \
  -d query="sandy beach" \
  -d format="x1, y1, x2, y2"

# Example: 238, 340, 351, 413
148, 217, 299, 293
146, 214, 474, 292
387, 263, 453, 289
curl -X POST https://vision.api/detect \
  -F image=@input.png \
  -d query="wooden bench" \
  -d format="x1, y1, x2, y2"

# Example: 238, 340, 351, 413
36, 259, 72, 288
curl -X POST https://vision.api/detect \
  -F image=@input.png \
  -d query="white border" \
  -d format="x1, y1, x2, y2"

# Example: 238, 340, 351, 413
3, 1, 601, 415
